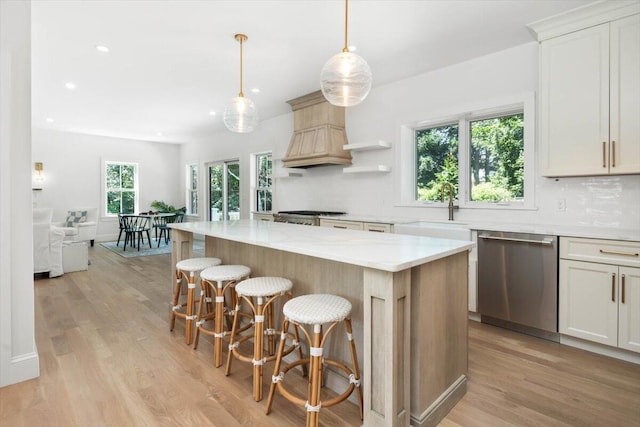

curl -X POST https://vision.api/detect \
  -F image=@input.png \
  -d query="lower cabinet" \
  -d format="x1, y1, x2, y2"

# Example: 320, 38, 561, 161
559, 237, 640, 353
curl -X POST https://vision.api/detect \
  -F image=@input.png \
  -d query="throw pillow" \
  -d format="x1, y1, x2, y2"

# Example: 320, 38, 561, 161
65, 210, 88, 227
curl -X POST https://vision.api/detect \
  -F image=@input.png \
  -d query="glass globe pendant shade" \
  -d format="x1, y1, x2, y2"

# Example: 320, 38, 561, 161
223, 96, 258, 133
320, 51, 372, 107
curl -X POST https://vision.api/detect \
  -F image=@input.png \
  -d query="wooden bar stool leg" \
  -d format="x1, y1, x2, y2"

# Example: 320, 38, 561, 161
225, 297, 243, 376
185, 271, 197, 345
169, 270, 182, 331
193, 280, 208, 350
214, 280, 225, 367
266, 318, 291, 414
345, 318, 363, 419
266, 303, 275, 355
252, 296, 265, 401
306, 324, 323, 427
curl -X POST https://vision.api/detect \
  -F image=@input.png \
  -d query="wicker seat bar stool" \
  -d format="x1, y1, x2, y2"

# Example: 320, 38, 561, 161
225, 277, 306, 402
194, 264, 251, 367
170, 257, 222, 345
266, 294, 363, 427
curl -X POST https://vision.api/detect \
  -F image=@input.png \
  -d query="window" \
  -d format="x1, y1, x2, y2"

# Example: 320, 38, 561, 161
255, 153, 272, 212
186, 164, 198, 215
208, 160, 240, 221
405, 93, 534, 209
105, 161, 138, 215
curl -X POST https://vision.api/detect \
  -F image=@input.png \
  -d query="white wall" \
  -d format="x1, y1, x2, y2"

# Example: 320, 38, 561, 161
32, 129, 182, 241
180, 42, 640, 234
0, 0, 39, 387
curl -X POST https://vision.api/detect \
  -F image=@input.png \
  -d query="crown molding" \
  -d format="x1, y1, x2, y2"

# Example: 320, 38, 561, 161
527, 0, 640, 41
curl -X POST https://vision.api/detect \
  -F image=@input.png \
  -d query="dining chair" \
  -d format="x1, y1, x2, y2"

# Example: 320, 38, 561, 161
122, 215, 152, 251
155, 212, 185, 247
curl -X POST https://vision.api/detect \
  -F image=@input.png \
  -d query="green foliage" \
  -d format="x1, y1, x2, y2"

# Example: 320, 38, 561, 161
470, 114, 524, 201
416, 113, 524, 203
106, 163, 137, 214
150, 200, 186, 213
416, 124, 459, 201
209, 162, 240, 219
470, 182, 513, 201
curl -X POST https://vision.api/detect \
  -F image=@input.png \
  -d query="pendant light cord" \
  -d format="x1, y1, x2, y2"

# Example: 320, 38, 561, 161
239, 36, 244, 97
342, 0, 349, 53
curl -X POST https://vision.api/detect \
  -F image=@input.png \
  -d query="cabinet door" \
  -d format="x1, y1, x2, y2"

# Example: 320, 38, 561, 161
539, 24, 610, 176
610, 14, 640, 174
618, 266, 640, 353
559, 260, 618, 346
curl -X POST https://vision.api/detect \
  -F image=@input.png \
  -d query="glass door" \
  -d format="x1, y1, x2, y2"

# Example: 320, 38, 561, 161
208, 160, 240, 221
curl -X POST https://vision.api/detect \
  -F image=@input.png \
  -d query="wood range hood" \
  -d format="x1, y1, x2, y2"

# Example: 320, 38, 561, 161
282, 90, 352, 168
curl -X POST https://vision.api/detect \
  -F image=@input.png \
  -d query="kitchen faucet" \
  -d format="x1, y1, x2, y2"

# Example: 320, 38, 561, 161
440, 183, 458, 221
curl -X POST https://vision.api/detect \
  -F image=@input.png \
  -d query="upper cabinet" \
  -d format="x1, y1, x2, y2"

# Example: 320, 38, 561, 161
536, 10, 639, 177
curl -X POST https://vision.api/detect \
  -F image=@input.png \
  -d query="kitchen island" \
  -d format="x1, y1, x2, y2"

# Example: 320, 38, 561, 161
170, 220, 474, 427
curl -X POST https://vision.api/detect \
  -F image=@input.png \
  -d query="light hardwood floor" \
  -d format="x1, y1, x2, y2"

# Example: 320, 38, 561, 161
1, 244, 639, 426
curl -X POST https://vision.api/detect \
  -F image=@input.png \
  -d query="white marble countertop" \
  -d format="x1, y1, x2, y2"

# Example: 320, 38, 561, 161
171, 220, 474, 273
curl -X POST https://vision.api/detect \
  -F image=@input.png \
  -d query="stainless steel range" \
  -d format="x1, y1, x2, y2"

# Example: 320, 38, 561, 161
273, 210, 346, 226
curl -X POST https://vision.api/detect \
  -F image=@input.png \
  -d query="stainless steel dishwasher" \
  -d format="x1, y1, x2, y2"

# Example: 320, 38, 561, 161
478, 230, 559, 341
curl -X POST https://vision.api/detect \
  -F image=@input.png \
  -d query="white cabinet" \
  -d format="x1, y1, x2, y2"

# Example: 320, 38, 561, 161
539, 14, 640, 176
559, 237, 640, 353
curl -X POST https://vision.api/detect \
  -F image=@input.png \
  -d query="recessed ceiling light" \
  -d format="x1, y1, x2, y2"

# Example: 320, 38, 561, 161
65, 82, 77, 90
46, 118, 54, 123
209, 111, 217, 116
95, 45, 110, 53
251, 88, 260, 93
156, 132, 163, 137
348, 45, 357, 52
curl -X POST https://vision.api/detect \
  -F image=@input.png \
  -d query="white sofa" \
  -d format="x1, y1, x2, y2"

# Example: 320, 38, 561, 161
33, 208, 64, 278
53, 208, 98, 247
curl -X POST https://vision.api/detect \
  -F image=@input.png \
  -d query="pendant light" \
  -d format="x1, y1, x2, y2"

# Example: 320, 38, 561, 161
320, 0, 372, 107
223, 33, 258, 133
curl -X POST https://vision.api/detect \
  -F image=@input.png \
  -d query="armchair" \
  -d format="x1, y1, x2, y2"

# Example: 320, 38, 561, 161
53, 208, 98, 246
33, 208, 64, 278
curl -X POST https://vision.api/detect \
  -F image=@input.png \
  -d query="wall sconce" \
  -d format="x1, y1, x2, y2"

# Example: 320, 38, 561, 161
33, 162, 44, 190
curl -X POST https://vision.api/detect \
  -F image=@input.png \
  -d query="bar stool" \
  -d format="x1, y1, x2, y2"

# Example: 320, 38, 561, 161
225, 277, 306, 402
193, 264, 251, 367
170, 257, 222, 345
266, 294, 363, 426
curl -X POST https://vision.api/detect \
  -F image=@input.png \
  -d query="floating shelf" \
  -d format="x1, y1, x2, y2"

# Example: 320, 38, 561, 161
344, 140, 391, 151
343, 165, 391, 174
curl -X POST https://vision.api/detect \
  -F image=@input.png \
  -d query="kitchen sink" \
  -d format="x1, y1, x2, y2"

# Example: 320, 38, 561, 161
394, 221, 471, 240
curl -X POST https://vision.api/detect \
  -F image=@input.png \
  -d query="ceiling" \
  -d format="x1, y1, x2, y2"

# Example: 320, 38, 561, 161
31, 0, 594, 144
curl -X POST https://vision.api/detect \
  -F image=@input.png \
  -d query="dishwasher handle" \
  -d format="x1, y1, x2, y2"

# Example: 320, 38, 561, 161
478, 234, 555, 246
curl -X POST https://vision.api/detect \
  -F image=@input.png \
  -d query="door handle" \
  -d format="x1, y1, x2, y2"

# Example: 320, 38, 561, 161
333, 225, 348, 229
602, 141, 607, 168
478, 235, 554, 246
611, 273, 616, 302
622, 274, 626, 304
599, 249, 639, 257
611, 141, 616, 168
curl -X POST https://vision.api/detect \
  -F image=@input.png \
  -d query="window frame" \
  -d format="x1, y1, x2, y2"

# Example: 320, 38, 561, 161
186, 163, 198, 216
103, 160, 139, 217
398, 92, 535, 210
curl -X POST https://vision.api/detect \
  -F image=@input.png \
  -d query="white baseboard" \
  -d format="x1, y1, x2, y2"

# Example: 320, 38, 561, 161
560, 335, 640, 365
1, 351, 39, 387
